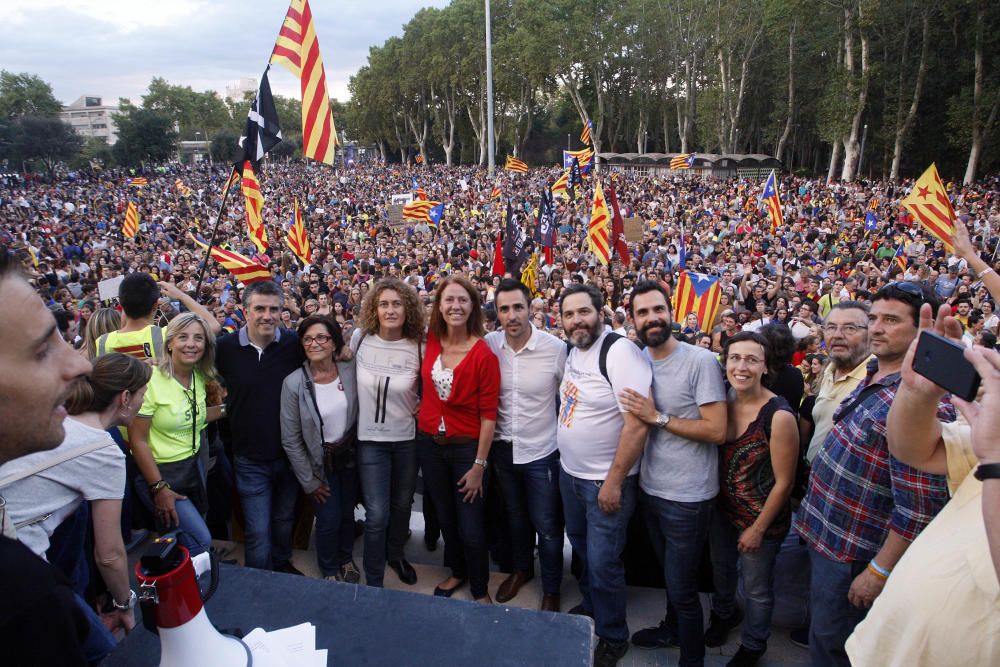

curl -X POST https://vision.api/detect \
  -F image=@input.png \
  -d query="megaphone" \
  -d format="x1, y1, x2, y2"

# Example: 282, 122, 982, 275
136, 534, 251, 667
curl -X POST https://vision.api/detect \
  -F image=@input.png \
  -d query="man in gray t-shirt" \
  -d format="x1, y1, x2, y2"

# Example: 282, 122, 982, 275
617, 283, 728, 664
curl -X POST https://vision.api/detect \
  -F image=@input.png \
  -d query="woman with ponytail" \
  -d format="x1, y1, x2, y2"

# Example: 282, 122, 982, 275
0, 352, 151, 659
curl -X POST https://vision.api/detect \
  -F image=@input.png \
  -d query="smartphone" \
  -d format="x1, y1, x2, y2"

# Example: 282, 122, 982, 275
912, 330, 981, 401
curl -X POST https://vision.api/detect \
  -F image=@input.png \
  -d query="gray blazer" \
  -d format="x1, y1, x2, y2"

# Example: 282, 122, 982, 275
280, 359, 358, 494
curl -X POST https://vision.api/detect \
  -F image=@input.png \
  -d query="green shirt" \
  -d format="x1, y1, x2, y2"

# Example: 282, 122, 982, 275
138, 368, 207, 464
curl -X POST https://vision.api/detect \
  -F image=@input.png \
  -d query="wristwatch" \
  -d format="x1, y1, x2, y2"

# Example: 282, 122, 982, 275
655, 413, 671, 429
104, 589, 137, 613
474, 458, 489, 469
149, 479, 171, 495
973, 462, 1000, 481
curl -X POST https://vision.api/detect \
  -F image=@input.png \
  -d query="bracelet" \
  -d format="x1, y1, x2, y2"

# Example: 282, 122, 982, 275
980, 267, 995, 279
867, 559, 891, 580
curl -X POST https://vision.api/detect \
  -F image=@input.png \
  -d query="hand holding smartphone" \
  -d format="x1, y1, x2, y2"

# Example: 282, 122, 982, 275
912, 331, 981, 401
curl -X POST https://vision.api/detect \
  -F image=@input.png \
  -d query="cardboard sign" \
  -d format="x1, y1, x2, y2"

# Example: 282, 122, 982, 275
98, 275, 125, 302
388, 204, 406, 226
623, 217, 644, 242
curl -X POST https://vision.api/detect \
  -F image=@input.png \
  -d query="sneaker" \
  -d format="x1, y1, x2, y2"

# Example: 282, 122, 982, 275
594, 639, 629, 667
324, 574, 342, 582
340, 562, 361, 584
631, 619, 679, 650
567, 604, 593, 618
704, 608, 743, 647
789, 627, 809, 649
726, 644, 766, 667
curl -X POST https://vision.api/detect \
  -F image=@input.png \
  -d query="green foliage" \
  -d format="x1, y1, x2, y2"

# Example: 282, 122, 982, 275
112, 104, 177, 165
0, 71, 62, 119
5, 116, 82, 175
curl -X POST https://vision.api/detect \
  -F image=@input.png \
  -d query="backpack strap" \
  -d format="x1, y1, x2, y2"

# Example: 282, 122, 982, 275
96, 332, 109, 357
150, 326, 164, 359
598, 332, 623, 385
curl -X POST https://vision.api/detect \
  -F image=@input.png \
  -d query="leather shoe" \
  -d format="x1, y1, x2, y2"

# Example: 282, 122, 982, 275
495, 570, 533, 603
433, 578, 466, 597
388, 559, 417, 585
540, 593, 561, 612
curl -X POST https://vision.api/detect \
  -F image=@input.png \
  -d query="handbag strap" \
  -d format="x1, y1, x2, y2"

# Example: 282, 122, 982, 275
0, 434, 113, 490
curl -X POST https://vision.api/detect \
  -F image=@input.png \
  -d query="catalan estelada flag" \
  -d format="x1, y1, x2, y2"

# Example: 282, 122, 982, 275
893, 243, 907, 274
505, 156, 528, 174
190, 234, 271, 284
900, 163, 956, 252
286, 200, 312, 265
563, 148, 594, 173
270, 0, 337, 164
122, 201, 139, 238
673, 271, 722, 332
760, 170, 784, 233
126, 177, 148, 187
588, 180, 612, 265
175, 179, 193, 197
240, 161, 268, 253
402, 200, 441, 223
670, 153, 695, 170
581, 119, 592, 145
490, 175, 502, 200
552, 169, 570, 200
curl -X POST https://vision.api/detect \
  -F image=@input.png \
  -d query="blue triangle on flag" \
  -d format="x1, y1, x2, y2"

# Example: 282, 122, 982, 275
688, 272, 719, 297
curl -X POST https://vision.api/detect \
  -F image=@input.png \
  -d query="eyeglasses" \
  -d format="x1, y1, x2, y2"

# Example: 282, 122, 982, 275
302, 334, 332, 347
726, 354, 765, 367
822, 323, 868, 335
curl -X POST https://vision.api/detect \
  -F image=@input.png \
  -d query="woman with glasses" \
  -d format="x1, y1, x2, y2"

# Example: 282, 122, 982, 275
708, 332, 798, 665
130, 313, 224, 557
281, 315, 360, 582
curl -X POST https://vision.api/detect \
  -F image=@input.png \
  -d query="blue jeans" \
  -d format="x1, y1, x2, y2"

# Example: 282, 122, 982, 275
313, 464, 359, 578
358, 439, 417, 587
560, 470, 637, 643
710, 514, 783, 651
808, 549, 868, 667
418, 440, 489, 598
73, 592, 117, 664
641, 492, 713, 667
135, 467, 212, 557
491, 442, 564, 595
234, 455, 299, 571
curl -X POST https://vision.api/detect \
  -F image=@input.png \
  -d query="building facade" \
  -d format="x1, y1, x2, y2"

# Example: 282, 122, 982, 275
60, 96, 119, 144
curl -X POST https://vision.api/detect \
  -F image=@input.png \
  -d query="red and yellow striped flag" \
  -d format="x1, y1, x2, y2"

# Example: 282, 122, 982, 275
505, 155, 528, 174
286, 200, 312, 265
900, 163, 956, 252
270, 0, 337, 165
552, 169, 570, 200
122, 201, 139, 238
673, 271, 722, 332
240, 161, 268, 253
581, 119, 592, 145
588, 180, 611, 265
190, 234, 272, 284
402, 200, 441, 223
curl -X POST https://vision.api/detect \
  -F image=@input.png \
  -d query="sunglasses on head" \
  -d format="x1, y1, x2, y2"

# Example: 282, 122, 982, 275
882, 281, 923, 298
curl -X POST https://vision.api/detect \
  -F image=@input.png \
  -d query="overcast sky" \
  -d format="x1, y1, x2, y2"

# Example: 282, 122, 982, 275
1, 0, 449, 106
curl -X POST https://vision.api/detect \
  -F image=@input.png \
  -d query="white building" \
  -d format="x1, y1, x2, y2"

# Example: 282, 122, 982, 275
60, 96, 119, 144
224, 77, 257, 102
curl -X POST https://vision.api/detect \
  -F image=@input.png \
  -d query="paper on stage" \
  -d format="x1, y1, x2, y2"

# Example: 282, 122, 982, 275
243, 622, 326, 667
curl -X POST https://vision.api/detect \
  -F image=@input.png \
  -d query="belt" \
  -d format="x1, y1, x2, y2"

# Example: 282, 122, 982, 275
422, 432, 478, 446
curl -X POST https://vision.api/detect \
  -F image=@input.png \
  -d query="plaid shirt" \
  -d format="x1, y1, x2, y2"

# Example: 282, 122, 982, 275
795, 359, 953, 563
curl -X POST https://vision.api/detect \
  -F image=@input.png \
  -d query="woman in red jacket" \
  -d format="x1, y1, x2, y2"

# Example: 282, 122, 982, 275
418, 275, 500, 602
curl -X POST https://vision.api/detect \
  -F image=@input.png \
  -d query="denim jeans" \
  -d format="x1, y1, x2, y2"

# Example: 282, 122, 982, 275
808, 549, 868, 667
73, 592, 118, 664
358, 439, 417, 587
418, 440, 489, 598
234, 455, 299, 571
560, 469, 637, 643
135, 466, 212, 557
709, 513, 783, 651
313, 464, 359, 578
491, 442, 564, 595
641, 491, 713, 667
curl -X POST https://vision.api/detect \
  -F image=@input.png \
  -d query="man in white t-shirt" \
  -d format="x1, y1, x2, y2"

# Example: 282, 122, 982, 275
618, 282, 728, 663
486, 279, 567, 611
557, 284, 651, 667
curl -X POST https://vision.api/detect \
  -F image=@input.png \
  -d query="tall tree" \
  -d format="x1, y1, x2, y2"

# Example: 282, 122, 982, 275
0, 71, 62, 119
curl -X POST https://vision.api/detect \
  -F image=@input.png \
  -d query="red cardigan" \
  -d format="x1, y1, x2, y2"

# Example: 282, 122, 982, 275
418, 334, 500, 440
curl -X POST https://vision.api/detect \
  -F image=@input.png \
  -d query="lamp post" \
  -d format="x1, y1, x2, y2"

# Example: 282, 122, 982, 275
485, 0, 495, 177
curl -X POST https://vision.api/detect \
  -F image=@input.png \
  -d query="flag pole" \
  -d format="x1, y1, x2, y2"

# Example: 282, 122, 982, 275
485, 0, 495, 178
193, 166, 237, 299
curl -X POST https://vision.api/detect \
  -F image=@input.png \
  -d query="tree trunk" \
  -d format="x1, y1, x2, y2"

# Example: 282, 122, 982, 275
827, 140, 841, 183
840, 8, 870, 182
637, 108, 648, 153
890, 10, 929, 182
964, 0, 999, 184
776, 22, 796, 164
662, 104, 671, 153
466, 99, 487, 166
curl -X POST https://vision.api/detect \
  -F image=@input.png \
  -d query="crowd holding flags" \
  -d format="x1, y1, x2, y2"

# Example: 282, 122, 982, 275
587, 180, 612, 266
505, 155, 529, 174
270, 0, 338, 164
673, 271, 723, 331
286, 200, 312, 266
126, 177, 148, 188
240, 161, 269, 253
402, 200, 442, 224
760, 169, 784, 233
190, 234, 272, 284
122, 201, 139, 239
670, 153, 696, 170
900, 163, 957, 252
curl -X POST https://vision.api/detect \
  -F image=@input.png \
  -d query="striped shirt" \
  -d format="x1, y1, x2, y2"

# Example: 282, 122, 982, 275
795, 359, 953, 563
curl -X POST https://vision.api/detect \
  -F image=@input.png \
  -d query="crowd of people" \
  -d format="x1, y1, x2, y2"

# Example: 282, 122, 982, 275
1, 160, 999, 667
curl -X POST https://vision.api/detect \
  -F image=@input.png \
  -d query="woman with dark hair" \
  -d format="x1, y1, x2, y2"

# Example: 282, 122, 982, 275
417, 275, 500, 602
280, 315, 360, 582
351, 278, 426, 587
1, 353, 152, 660
708, 332, 798, 664
758, 323, 804, 413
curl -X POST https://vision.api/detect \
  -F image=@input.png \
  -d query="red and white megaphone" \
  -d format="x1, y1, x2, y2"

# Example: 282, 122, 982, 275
136, 535, 250, 667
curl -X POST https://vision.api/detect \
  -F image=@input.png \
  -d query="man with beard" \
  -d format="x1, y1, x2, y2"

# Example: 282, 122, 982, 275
557, 284, 652, 667
618, 281, 728, 665
805, 302, 873, 464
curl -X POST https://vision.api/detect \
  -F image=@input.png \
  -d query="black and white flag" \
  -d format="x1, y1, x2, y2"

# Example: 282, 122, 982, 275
239, 66, 283, 166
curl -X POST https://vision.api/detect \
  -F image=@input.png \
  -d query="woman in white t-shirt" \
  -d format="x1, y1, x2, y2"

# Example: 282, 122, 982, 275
351, 278, 425, 588
0, 353, 151, 653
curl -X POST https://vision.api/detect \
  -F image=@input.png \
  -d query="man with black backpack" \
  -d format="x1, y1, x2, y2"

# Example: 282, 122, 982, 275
556, 283, 652, 667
